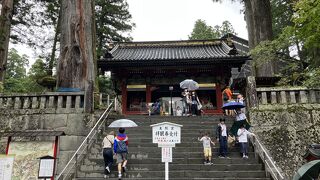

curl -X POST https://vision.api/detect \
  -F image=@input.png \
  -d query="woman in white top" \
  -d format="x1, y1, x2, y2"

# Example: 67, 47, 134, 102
102, 131, 115, 178
237, 124, 255, 159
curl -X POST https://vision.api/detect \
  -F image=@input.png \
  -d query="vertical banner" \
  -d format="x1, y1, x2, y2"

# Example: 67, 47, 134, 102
0, 155, 14, 180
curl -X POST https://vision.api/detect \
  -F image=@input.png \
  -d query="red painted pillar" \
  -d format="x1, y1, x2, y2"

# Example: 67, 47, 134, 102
146, 85, 151, 105
121, 81, 127, 115
216, 83, 223, 113
5, 136, 11, 155
52, 136, 59, 180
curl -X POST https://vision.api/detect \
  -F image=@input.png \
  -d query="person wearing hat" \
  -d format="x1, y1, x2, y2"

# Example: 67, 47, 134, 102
102, 131, 115, 178
216, 118, 229, 158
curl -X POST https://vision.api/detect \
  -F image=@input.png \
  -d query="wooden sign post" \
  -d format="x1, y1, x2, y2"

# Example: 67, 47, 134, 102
151, 122, 183, 180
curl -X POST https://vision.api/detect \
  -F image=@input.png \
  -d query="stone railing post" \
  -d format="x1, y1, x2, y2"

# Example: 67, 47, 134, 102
66, 96, 72, 109
31, 97, 38, 109
7, 97, 13, 108
75, 95, 81, 109
23, 97, 30, 109
40, 96, 46, 109
271, 92, 277, 104
246, 76, 258, 108
0, 98, 3, 108
261, 92, 268, 104
299, 91, 307, 103
290, 91, 296, 104
280, 91, 287, 104
48, 96, 55, 108
57, 96, 63, 108
309, 90, 317, 103
14, 97, 21, 109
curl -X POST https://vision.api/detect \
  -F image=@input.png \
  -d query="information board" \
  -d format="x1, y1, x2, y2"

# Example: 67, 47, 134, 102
151, 122, 182, 144
0, 155, 14, 180
38, 158, 55, 178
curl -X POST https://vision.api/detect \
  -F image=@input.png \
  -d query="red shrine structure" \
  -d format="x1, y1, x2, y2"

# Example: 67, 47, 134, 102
98, 38, 250, 115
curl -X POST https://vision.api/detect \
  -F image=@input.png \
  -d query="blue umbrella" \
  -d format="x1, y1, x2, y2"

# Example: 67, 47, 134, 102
222, 101, 245, 110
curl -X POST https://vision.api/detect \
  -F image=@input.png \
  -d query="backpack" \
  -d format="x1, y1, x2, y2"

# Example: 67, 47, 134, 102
117, 140, 128, 153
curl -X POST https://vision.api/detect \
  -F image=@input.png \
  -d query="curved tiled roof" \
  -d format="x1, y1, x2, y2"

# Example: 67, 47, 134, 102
104, 39, 248, 62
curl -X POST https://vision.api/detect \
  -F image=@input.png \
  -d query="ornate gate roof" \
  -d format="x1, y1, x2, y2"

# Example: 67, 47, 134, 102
98, 39, 250, 70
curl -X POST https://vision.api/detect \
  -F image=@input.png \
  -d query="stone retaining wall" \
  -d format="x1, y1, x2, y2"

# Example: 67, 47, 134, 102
0, 92, 98, 176
249, 103, 320, 179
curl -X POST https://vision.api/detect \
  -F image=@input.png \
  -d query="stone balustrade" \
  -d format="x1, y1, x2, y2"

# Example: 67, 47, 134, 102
0, 92, 84, 110
256, 87, 320, 105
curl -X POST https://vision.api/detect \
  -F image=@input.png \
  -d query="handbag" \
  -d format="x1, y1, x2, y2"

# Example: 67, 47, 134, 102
197, 104, 202, 110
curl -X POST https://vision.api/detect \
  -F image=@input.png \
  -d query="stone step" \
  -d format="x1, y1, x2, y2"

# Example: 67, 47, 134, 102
88, 152, 256, 159
90, 146, 254, 153
80, 163, 263, 172
76, 178, 270, 180
86, 157, 259, 165
78, 170, 266, 178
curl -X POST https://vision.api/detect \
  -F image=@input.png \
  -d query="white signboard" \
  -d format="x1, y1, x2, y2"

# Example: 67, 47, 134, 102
161, 147, 172, 162
38, 159, 55, 177
151, 122, 182, 144
0, 155, 14, 180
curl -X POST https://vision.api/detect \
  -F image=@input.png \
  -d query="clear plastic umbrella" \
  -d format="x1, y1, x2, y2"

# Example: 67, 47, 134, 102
108, 119, 138, 128
180, 79, 199, 91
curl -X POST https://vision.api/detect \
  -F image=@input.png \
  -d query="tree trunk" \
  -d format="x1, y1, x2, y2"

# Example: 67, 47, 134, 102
0, 0, 14, 85
57, 0, 95, 113
48, 1, 62, 76
244, 0, 274, 77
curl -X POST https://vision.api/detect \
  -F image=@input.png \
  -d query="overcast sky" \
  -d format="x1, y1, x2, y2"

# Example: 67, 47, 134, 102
11, 0, 248, 66
127, 0, 248, 41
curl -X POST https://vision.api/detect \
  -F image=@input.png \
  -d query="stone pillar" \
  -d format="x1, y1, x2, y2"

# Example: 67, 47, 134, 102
40, 96, 46, 109
57, 96, 63, 108
75, 95, 81, 109
271, 92, 277, 104
280, 91, 287, 104
66, 96, 72, 109
299, 91, 307, 103
31, 97, 38, 109
246, 76, 258, 108
290, 91, 296, 104
14, 97, 21, 109
0, 98, 3, 108
23, 97, 30, 109
48, 96, 55, 108
309, 90, 317, 103
6, 97, 12, 108
261, 92, 267, 104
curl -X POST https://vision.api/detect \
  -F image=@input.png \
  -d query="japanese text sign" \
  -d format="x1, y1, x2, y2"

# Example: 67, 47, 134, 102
151, 122, 182, 144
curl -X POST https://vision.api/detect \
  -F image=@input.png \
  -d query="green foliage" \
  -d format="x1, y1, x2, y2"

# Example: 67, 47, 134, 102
28, 58, 47, 80
96, 0, 134, 58
98, 76, 112, 94
189, 19, 237, 40
4, 48, 46, 93
251, 0, 320, 87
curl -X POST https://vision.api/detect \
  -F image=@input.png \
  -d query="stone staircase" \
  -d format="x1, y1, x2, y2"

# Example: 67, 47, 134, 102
76, 115, 270, 180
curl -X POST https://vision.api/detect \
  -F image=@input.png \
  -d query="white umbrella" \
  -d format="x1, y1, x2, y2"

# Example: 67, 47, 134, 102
108, 119, 138, 128
180, 79, 199, 91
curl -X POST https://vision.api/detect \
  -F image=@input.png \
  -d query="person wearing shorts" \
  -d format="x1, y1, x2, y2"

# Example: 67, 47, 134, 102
114, 128, 128, 179
198, 132, 215, 165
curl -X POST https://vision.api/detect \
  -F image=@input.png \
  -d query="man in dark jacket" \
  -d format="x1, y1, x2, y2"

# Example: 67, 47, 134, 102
216, 118, 229, 158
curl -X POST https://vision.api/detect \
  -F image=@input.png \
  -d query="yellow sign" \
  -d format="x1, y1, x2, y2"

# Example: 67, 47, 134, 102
198, 83, 216, 88
127, 85, 146, 89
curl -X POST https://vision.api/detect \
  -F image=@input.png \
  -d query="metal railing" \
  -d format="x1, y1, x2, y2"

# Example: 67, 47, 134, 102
56, 102, 114, 180
250, 135, 285, 180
